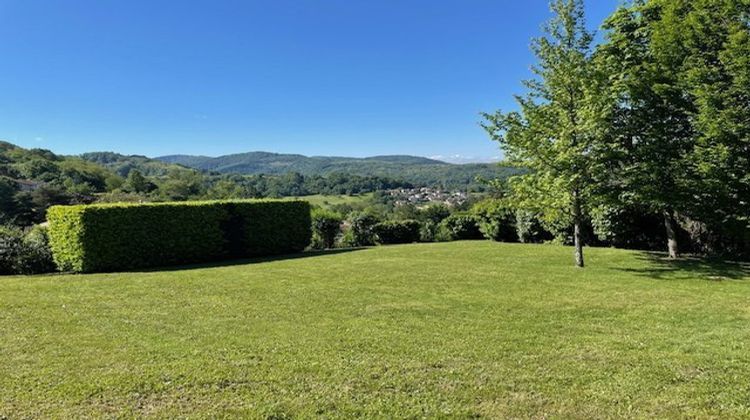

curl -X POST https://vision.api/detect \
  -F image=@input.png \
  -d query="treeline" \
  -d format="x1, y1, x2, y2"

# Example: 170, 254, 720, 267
482, 0, 750, 264
0, 142, 412, 226
157, 151, 524, 190
308, 192, 676, 252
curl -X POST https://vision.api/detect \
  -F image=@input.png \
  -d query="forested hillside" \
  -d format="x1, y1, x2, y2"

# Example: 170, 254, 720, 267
80, 152, 189, 177
157, 151, 520, 187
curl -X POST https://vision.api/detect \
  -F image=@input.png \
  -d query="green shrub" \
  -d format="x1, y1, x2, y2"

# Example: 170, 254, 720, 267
47, 200, 311, 273
515, 210, 554, 243
373, 220, 421, 245
419, 220, 439, 242
0, 226, 22, 275
471, 199, 518, 242
342, 212, 381, 247
311, 208, 343, 249
418, 204, 451, 225
17, 225, 56, 274
439, 214, 483, 240
0, 225, 55, 275
591, 205, 668, 251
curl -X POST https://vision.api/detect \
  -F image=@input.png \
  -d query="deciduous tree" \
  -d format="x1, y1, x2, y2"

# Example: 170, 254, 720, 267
483, 0, 611, 267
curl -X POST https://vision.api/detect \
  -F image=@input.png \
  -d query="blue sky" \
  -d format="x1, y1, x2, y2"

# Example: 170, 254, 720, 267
0, 0, 619, 160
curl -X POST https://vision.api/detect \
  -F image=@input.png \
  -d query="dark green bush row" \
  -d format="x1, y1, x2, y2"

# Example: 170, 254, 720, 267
373, 220, 421, 245
47, 200, 311, 273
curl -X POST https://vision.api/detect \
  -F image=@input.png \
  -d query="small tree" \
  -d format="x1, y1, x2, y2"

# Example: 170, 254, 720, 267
482, 0, 611, 267
125, 170, 150, 194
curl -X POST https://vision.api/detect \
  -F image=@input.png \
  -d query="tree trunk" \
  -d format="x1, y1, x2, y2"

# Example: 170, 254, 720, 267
663, 210, 679, 259
573, 193, 584, 268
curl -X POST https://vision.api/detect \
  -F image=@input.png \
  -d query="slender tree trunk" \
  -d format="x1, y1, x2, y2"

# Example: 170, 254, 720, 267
573, 193, 584, 268
663, 209, 679, 259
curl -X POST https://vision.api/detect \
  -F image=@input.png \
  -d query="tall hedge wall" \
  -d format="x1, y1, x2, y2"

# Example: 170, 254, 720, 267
47, 200, 311, 273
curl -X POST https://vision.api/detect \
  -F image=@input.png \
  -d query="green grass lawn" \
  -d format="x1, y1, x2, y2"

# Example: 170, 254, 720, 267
2, 242, 750, 418
279, 193, 372, 208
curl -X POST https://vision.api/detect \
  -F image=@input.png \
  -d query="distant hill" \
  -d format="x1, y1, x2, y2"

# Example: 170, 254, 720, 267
81, 151, 194, 177
157, 152, 520, 188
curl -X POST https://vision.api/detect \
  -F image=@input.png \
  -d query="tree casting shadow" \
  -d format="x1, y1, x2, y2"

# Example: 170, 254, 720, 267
616, 251, 750, 281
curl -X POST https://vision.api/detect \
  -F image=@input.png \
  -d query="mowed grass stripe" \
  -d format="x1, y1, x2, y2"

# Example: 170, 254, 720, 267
1, 241, 749, 418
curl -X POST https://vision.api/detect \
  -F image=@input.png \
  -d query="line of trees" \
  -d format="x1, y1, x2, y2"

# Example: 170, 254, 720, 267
483, 0, 750, 266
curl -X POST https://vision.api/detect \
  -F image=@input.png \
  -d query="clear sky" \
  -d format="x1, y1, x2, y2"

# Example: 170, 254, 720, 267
0, 0, 619, 160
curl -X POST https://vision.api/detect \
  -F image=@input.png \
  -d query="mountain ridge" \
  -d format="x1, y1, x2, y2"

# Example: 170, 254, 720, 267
153, 151, 520, 188
157, 152, 448, 167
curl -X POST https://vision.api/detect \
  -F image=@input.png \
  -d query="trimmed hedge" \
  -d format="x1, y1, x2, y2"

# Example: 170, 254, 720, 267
47, 200, 311, 273
373, 220, 421, 245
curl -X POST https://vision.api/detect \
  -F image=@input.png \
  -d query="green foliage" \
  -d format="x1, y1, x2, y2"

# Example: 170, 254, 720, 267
515, 210, 553, 244
482, 0, 611, 266
206, 179, 248, 200
311, 208, 343, 249
81, 151, 189, 177
343, 212, 381, 247
58, 159, 116, 193
158, 152, 522, 190
229, 201, 312, 256
157, 169, 206, 201
418, 221, 440, 242
123, 170, 153, 194
418, 204, 451, 225
0, 226, 23, 275
439, 214, 483, 241
46, 200, 311, 273
471, 199, 517, 242
678, 0, 750, 252
0, 225, 55, 275
598, 0, 696, 258
373, 220, 421, 245
591, 205, 670, 251
0, 176, 21, 224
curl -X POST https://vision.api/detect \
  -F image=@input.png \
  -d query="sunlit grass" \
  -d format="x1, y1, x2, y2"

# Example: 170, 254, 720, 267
1, 242, 749, 418
279, 193, 372, 209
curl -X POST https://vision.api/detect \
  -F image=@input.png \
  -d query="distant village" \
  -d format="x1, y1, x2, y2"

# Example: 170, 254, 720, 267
386, 187, 469, 207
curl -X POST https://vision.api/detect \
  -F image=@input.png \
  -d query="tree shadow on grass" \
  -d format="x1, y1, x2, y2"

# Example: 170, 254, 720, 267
616, 251, 750, 281
129, 248, 366, 274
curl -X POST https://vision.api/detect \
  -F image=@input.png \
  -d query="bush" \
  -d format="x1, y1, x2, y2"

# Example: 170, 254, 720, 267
0, 226, 22, 275
591, 205, 668, 251
439, 214, 483, 240
418, 204, 451, 225
311, 208, 343, 249
342, 212, 381, 247
373, 220, 421, 245
419, 220, 439, 242
47, 200, 311, 273
17, 225, 56, 274
515, 210, 554, 243
471, 199, 518, 242
0, 225, 55, 275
